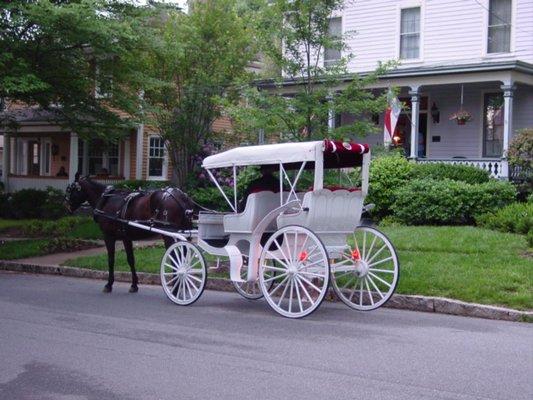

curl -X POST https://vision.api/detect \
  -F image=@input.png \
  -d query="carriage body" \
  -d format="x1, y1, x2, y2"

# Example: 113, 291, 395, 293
158, 140, 399, 318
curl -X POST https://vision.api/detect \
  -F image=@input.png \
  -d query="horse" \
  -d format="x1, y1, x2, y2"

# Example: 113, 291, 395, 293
64, 173, 197, 293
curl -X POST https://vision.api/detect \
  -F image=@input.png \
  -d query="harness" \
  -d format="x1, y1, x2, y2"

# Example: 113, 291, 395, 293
93, 186, 144, 226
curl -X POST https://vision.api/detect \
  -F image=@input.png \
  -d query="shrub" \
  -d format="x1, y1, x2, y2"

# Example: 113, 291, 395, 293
393, 178, 516, 225
411, 162, 490, 184
476, 202, 533, 235
7, 189, 48, 219
367, 153, 413, 218
114, 180, 170, 191
508, 128, 532, 171
527, 230, 533, 248
188, 186, 232, 212
21, 216, 86, 237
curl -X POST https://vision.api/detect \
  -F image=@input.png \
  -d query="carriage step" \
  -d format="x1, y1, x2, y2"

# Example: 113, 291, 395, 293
225, 245, 245, 283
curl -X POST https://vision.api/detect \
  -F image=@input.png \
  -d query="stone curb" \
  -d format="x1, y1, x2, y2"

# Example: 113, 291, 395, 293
1, 260, 531, 322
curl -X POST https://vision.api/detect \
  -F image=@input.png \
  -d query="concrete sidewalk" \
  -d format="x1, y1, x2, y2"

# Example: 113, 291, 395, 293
5, 238, 163, 266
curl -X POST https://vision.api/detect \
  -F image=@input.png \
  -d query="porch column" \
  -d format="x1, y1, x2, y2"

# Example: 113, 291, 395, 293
68, 132, 79, 180
500, 84, 515, 179
135, 124, 144, 180
1, 133, 9, 191
123, 137, 131, 179
327, 95, 335, 133
409, 88, 420, 159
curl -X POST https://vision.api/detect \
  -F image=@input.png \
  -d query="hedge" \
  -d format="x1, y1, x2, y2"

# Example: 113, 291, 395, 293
0, 187, 67, 219
476, 202, 533, 235
392, 178, 516, 225
411, 162, 490, 184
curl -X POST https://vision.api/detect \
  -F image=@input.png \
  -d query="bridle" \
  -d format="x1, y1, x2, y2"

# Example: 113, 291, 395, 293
64, 181, 82, 213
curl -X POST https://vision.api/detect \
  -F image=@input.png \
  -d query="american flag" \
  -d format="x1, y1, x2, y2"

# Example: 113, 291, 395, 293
383, 90, 402, 145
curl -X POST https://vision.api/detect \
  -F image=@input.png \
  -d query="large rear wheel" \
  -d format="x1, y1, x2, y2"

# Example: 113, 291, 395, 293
331, 226, 399, 311
259, 226, 330, 318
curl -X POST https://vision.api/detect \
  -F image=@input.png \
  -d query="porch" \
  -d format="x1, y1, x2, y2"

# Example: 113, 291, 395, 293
339, 63, 533, 179
1, 131, 133, 192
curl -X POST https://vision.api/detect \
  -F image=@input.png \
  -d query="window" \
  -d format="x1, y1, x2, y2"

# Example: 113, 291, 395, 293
324, 17, 342, 67
488, 0, 512, 53
400, 7, 421, 59
483, 93, 504, 157
148, 136, 166, 179
78, 140, 120, 176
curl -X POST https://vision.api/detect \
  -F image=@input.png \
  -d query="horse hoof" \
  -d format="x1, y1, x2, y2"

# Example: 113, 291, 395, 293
129, 286, 138, 293
103, 285, 112, 293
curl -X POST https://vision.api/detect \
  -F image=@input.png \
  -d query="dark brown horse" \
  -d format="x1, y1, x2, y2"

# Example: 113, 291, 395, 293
64, 174, 196, 293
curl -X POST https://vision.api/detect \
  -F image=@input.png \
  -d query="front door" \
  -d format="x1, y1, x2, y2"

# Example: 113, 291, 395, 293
393, 96, 428, 157
27, 141, 40, 176
483, 93, 504, 158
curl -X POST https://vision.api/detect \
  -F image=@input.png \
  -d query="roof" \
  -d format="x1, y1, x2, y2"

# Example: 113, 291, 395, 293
202, 140, 369, 169
255, 60, 533, 89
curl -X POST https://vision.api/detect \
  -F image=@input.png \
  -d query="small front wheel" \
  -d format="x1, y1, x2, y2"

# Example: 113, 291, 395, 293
259, 226, 330, 318
160, 241, 207, 306
331, 226, 399, 311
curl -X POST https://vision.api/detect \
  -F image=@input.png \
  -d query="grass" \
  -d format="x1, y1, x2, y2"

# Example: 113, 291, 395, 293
0, 216, 103, 240
0, 238, 100, 260
62, 226, 533, 310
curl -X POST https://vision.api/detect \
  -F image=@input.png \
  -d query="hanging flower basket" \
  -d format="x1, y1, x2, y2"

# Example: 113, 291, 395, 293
449, 110, 472, 125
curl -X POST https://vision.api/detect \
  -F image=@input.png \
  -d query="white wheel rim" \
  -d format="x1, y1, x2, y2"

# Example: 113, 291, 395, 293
331, 227, 399, 311
160, 242, 206, 306
259, 226, 329, 318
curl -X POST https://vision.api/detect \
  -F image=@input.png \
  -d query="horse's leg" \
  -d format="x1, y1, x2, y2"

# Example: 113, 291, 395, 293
123, 239, 138, 293
103, 235, 116, 293
163, 236, 175, 250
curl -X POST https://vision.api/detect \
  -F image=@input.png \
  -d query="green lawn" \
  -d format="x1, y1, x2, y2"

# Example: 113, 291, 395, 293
0, 216, 103, 240
62, 226, 531, 310
0, 239, 53, 260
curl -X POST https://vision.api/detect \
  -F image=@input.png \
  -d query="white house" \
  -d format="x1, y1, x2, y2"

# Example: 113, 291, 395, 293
272, 0, 533, 178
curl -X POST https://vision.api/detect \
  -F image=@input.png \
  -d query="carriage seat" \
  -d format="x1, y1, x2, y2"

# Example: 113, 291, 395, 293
223, 191, 302, 234
277, 189, 364, 244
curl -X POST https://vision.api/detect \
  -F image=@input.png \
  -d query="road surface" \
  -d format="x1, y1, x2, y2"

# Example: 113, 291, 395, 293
0, 272, 531, 400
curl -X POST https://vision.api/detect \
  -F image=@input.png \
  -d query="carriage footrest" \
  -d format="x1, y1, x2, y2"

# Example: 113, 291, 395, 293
225, 245, 244, 283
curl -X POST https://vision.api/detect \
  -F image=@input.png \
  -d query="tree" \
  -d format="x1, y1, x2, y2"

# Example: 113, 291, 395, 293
142, 0, 256, 186
225, 0, 395, 142
0, 0, 164, 140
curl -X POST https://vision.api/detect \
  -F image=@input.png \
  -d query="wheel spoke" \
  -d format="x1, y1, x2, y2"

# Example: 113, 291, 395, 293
362, 231, 367, 260
265, 251, 290, 269
364, 234, 378, 262
368, 256, 393, 268
186, 276, 199, 291
269, 275, 289, 297
366, 244, 387, 265
264, 272, 287, 283
298, 270, 326, 278
295, 278, 303, 313
296, 276, 313, 303
165, 274, 179, 286
276, 278, 291, 307
262, 263, 287, 273
298, 258, 325, 271
297, 274, 322, 293
369, 268, 395, 274
365, 278, 374, 306
170, 276, 180, 294
288, 280, 294, 313
359, 279, 364, 306
368, 271, 392, 288
274, 237, 292, 265
164, 262, 179, 272
342, 276, 358, 290
367, 274, 384, 299
187, 274, 203, 284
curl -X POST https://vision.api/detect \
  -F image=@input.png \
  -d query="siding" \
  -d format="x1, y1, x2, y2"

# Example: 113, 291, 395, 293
513, 83, 533, 139
341, 0, 533, 73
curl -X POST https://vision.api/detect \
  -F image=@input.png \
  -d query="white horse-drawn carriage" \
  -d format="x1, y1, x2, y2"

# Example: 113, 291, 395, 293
132, 140, 399, 318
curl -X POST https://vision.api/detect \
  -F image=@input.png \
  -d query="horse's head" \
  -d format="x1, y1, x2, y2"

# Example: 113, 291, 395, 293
64, 172, 89, 213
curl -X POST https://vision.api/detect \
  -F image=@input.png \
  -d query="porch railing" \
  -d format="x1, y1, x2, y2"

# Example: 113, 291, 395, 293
6, 175, 125, 192
416, 158, 505, 179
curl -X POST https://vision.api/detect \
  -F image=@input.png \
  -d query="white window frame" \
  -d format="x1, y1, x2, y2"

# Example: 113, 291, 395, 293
147, 135, 168, 181
482, 0, 515, 57
396, 2, 424, 63
9, 137, 52, 176
324, 16, 343, 67
79, 140, 122, 177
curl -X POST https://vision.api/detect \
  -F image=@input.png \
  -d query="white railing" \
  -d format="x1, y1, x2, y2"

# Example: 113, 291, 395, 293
416, 158, 507, 179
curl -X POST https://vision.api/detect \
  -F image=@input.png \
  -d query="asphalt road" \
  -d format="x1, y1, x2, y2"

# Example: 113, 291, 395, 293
0, 272, 531, 400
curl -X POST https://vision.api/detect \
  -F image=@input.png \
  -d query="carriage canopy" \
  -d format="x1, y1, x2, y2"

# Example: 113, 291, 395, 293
202, 140, 370, 170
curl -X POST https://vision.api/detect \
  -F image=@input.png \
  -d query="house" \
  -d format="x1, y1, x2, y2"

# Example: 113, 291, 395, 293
266, 0, 533, 178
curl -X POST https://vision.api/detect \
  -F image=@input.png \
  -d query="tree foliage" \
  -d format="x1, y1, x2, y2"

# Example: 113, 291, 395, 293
0, 0, 164, 140
142, 0, 257, 186
225, 0, 396, 143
